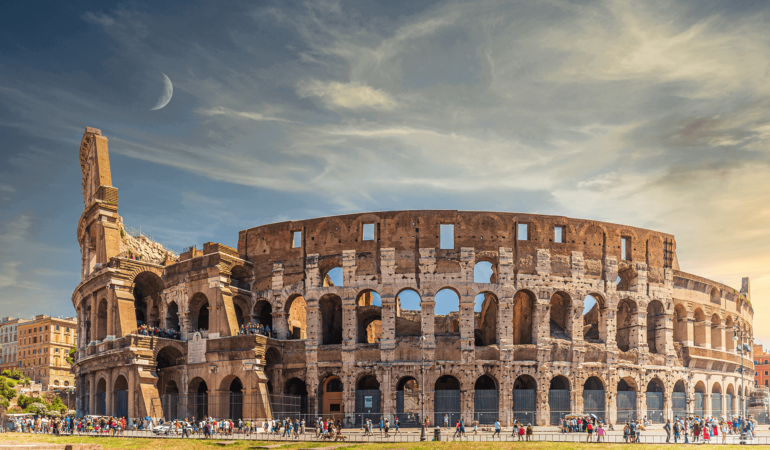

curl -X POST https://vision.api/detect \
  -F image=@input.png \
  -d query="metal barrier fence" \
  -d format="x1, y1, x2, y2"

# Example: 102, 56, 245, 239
617, 391, 637, 423
548, 390, 570, 425
42, 427, 770, 445
512, 389, 536, 424
646, 392, 664, 423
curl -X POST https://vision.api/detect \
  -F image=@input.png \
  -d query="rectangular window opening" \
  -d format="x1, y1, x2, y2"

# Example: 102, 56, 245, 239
439, 224, 454, 249
362, 223, 375, 241
554, 226, 564, 243
621, 237, 631, 260
518, 223, 528, 241
292, 231, 302, 249
330, 404, 341, 412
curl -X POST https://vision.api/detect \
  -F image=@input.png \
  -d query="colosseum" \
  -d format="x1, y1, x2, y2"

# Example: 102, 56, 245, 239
72, 127, 755, 426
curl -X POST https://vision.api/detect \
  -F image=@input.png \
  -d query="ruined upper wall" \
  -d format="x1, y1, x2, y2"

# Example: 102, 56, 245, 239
238, 210, 678, 290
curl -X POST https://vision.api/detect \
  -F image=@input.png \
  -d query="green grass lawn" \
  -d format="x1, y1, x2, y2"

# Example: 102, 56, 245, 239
0, 434, 752, 450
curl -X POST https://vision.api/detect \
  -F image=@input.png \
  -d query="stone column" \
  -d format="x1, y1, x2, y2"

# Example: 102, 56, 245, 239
570, 302, 584, 342
90, 303, 98, 345
128, 364, 136, 420
272, 311, 289, 341
713, 324, 726, 351
420, 296, 436, 358
601, 308, 617, 346
380, 291, 396, 355
607, 390, 616, 425
700, 320, 712, 348
459, 294, 475, 362
88, 372, 96, 415
532, 301, 550, 344
106, 369, 114, 417
663, 391, 671, 422
537, 385, 549, 426
684, 313, 695, 346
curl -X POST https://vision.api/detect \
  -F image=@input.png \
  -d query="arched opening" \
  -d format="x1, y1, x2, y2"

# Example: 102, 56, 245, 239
550, 291, 572, 340
95, 378, 106, 416
646, 378, 664, 423
711, 314, 723, 350
474, 375, 498, 424
395, 289, 421, 337
647, 300, 665, 354
549, 375, 571, 425
229, 377, 243, 421
710, 287, 721, 305
725, 316, 734, 352
694, 381, 706, 417
323, 267, 343, 287
583, 294, 609, 343
672, 380, 687, 419
711, 382, 723, 418
165, 301, 179, 331
434, 375, 461, 426
616, 298, 638, 352
162, 380, 180, 420
513, 290, 535, 344
189, 293, 210, 332
254, 300, 273, 330
474, 261, 495, 284
321, 376, 343, 420
286, 295, 307, 340
356, 290, 382, 344
513, 375, 537, 424
319, 294, 342, 345
265, 347, 281, 365
726, 384, 735, 416
583, 376, 605, 421
673, 304, 687, 344
693, 308, 707, 347
474, 292, 499, 346
132, 271, 164, 328
273, 378, 307, 418
114, 375, 128, 419
230, 265, 252, 292
96, 298, 108, 341
434, 289, 460, 336
617, 378, 638, 422
156, 345, 183, 370
188, 378, 208, 419
355, 375, 381, 426
232, 296, 250, 329
396, 377, 419, 423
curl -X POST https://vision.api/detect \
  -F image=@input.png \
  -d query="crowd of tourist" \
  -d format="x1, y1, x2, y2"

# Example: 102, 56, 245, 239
237, 322, 271, 337
136, 324, 181, 340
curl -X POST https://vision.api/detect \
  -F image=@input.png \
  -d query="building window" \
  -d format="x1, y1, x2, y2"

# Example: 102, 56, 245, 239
56, 326, 59, 331
621, 237, 631, 260
362, 223, 375, 241
439, 224, 454, 249
518, 223, 528, 241
65, 327, 69, 333
765, 371, 768, 376
292, 231, 302, 249
554, 226, 564, 243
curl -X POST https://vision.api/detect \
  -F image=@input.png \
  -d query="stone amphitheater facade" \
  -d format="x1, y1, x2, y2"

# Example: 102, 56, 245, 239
72, 128, 755, 425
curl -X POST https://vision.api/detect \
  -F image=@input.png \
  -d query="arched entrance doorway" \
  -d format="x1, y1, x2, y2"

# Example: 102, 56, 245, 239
162, 380, 179, 420
646, 378, 664, 423
95, 378, 107, 416
229, 378, 243, 421
434, 375, 461, 426
277, 378, 308, 419
549, 376, 571, 425
694, 381, 706, 417
474, 375, 498, 424
114, 375, 129, 419
617, 378, 638, 422
672, 380, 687, 419
712, 383, 722, 417
355, 375, 381, 426
188, 378, 208, 419
583, 377, 605, 421
321, 377, 343, 421
166, 301, 180, 331
513, 375, 536, 424
396, 377, 419, 425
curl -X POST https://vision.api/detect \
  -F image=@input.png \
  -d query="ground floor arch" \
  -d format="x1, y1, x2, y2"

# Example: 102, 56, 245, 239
434, 375, 461, 426
549, 375, 571, 425
513, 375, 537, 424
355, 375, 381, 426
583, 376, 605, 421
474, 375, 498, 424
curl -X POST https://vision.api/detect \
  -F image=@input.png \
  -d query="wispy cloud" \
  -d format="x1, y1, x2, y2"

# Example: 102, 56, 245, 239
296, 80, 397, 110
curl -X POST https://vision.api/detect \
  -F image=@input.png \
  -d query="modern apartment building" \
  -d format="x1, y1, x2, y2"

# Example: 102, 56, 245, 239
18, 315, 77, 389
755, 344, 770, 388
0, 317, 28, 373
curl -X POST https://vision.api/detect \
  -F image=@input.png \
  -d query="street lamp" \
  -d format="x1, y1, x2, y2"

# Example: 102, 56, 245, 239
420, 335, 426, 442
734, 326, 749, 443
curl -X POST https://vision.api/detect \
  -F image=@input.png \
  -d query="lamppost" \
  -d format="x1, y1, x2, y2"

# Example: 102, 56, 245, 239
420, 335, 426, 441
734, 325, 749, 443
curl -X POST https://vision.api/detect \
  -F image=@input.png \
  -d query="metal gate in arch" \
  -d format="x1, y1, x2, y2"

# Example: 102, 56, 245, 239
512, 389, 536, 424
355, 389, 382, 427
434, 390, 461, 427
582, 390, 605, 421
115, 390, 128, 419
549, 390, 570, 425
617, 391, 637, 423
672, 392, 687, 419
646, 392, 664, 423
474, 389, 498, 424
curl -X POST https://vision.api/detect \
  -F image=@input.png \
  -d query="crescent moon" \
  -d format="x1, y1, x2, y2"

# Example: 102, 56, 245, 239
150, 73, 173, 110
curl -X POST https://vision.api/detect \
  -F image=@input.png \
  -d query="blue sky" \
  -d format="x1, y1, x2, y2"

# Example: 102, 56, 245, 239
0, 0, 769, 341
